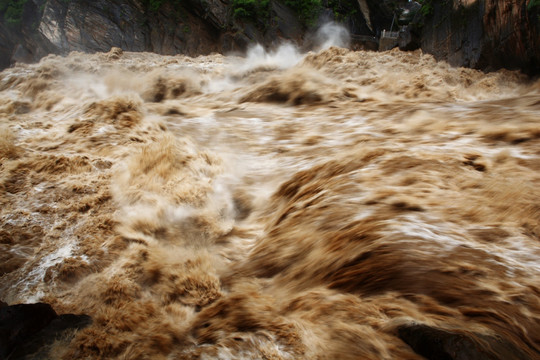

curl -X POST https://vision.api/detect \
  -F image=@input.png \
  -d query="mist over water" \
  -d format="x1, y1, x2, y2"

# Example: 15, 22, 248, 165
1, 27, 540, 359
314, 22, 351, 50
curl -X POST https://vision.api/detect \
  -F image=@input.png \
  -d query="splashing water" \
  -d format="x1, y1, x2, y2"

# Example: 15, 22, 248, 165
1, 35, 540, 360
242, 43, 303, 71
314, 22, 351, 50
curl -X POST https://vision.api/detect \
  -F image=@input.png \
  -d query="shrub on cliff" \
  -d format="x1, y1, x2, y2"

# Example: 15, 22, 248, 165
282, 0, 359, 27
142, 0, 166, 11
417, 0, 433, 17
528, 0, 540, 22
0, 0, 27, 24
284, 0, 321, 26
326, 0, 358, 21
232, 0, 270, 21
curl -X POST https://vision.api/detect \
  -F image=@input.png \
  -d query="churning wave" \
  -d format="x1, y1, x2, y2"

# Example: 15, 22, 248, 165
1, 34, 540, 359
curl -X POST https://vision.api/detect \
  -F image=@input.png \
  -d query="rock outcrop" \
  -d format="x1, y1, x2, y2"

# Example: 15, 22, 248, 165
0, 302, 91, 360
420, 0, 540, 75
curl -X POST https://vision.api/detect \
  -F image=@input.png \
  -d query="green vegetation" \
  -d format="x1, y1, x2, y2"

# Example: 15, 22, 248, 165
0, 0, 28, 25
281, 0, 360, 27
417, 0, 433, 17
284, 0, 321, 26
232, 0, 270, 21
1, 0, 73, 24
232, 0, 361, 27
327, 0, 358, 22
528, 0, 540, 23
142, 0, 167, 12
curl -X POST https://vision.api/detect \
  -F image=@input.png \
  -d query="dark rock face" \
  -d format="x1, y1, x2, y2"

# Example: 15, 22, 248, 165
398, 26, 421, 51
268, 1, 303, 44
184, 0, 229, 30
9, 314, 92, 360
420, 0, 540, 75
0, 303, 58, 359
398, 323, 531, 360
37, 0, 222, 55
0, 0, 58, 69
481, 0, 539, 74
0, 0, 306, 69
0, 302, 91, 360
0, 0, 538, 75
0, 0, 224, 68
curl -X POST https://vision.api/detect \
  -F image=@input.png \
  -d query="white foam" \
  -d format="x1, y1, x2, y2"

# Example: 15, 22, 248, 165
18, 241, 75, 302
242, 43, 303, 71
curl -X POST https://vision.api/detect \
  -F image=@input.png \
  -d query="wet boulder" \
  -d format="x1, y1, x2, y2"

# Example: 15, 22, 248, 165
9, 314, 92, 360
0, 303, 91, 360
0, 303, 57, 359
398, 323, 529, 360
398, 26, 421, 51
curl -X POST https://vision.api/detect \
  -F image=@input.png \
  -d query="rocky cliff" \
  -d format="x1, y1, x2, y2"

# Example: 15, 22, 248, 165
420, 0, 540, 75
0, 0, 227, 69
0, 0, 307, 70
0, 0, 538, 74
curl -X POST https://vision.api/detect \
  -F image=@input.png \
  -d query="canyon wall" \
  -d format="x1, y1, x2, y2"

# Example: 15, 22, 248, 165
420, 0, 540, 75
0, 0, 538, 74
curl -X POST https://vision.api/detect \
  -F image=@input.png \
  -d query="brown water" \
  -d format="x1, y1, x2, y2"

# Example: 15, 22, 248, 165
1, 43, 539, 359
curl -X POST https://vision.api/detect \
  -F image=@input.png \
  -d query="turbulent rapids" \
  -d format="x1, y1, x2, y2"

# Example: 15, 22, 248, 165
1, 38, 540, 359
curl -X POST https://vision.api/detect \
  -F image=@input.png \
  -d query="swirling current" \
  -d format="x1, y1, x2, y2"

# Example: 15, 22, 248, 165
1, 40, 539, 359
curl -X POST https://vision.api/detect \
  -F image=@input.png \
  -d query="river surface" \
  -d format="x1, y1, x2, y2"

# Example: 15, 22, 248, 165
1, 40, 540, 359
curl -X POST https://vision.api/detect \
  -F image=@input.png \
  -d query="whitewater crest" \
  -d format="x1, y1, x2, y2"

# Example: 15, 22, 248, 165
0, 41, 539, 359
